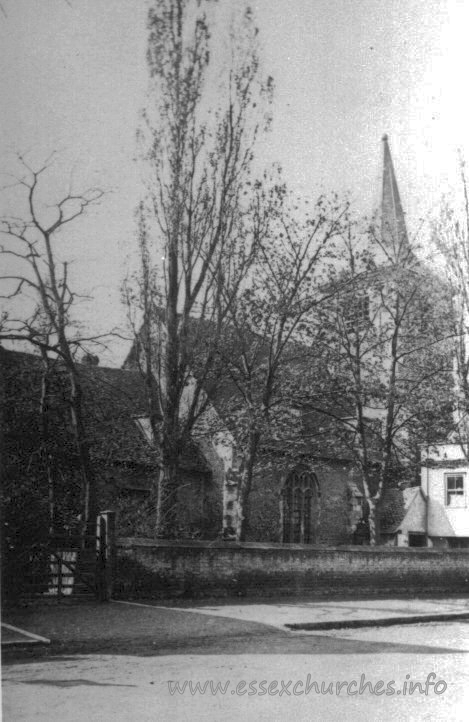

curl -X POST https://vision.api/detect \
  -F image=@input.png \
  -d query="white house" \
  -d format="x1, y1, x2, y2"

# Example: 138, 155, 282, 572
381, 443, 469, 548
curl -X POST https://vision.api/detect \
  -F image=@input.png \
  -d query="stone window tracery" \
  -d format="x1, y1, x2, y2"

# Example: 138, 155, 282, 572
281, 468, 319, 544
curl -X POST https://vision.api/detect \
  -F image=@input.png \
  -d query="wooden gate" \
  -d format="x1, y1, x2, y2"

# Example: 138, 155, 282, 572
4, 510, 115, 603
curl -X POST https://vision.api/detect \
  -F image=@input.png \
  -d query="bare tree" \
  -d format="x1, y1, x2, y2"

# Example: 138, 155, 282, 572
128, 0, 273, 538
214, 191, 347, 540
433, 156, 469, 442
0, 154, 104, 541
311, 224, 452, 544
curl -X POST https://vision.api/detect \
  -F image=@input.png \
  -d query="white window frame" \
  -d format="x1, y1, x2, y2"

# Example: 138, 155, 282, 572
445, 473, 466, 508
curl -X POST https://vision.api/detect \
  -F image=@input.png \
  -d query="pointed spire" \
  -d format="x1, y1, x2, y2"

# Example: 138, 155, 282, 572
381, 134, 410, 263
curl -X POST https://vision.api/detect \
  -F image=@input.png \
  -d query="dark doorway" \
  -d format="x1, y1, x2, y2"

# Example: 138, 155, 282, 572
408, 532, 427, 547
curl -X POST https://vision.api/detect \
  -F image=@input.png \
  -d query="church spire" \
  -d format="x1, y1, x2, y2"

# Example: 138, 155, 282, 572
380, 134, 411, 263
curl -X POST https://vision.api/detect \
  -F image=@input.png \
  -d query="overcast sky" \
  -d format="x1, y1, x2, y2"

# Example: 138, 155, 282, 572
1, 0, 467, 365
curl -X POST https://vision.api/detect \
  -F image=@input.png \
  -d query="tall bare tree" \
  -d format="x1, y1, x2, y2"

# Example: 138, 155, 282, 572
129, 0, 273, 537
310, 224, 452, 544
433, 156, 469, 441
0, 155, 104, 541
214, 191, 347, 540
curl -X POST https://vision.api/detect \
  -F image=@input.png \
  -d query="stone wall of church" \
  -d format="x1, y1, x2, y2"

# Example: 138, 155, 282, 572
246, 460, 356, 545
106, 454, 358, 544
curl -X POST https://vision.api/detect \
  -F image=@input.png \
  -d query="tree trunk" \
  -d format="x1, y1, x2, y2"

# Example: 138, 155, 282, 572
68, 368, 97, 545
39, 360, 55, 537
236, 478, 250, 542
236, 431, 260, 541
367, 497, 381, 546
155, 456, 179, 538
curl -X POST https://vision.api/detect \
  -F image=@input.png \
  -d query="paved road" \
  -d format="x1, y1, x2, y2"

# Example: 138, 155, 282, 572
3, 620, 469, 721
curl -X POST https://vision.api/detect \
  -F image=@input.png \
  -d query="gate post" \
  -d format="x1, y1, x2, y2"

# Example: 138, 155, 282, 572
96, 510, 116, 601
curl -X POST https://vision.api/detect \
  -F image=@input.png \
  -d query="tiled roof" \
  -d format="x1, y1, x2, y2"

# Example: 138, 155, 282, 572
379, 487, 408, 533
2, 348, 159, 467
427, 499, 455, 537
402, 486, 421, 510
3, 348, 211, 473
380, 486, 456, 537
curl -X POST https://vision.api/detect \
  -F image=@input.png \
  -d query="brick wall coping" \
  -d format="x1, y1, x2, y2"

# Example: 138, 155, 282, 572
117, 537, 469, 554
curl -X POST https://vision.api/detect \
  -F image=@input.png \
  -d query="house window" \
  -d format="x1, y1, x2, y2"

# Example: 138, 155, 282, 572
446, 474, 465, 507
343, 293, 370, 332
281, 468, 319, 544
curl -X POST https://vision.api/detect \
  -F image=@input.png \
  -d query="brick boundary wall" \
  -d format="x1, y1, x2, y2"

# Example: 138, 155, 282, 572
115, 538, 469, 600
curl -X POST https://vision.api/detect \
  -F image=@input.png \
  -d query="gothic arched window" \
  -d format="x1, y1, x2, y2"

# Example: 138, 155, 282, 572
281, 468, 319, 544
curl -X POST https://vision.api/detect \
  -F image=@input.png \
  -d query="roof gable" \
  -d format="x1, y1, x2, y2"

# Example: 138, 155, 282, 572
380, 485, 457, 537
